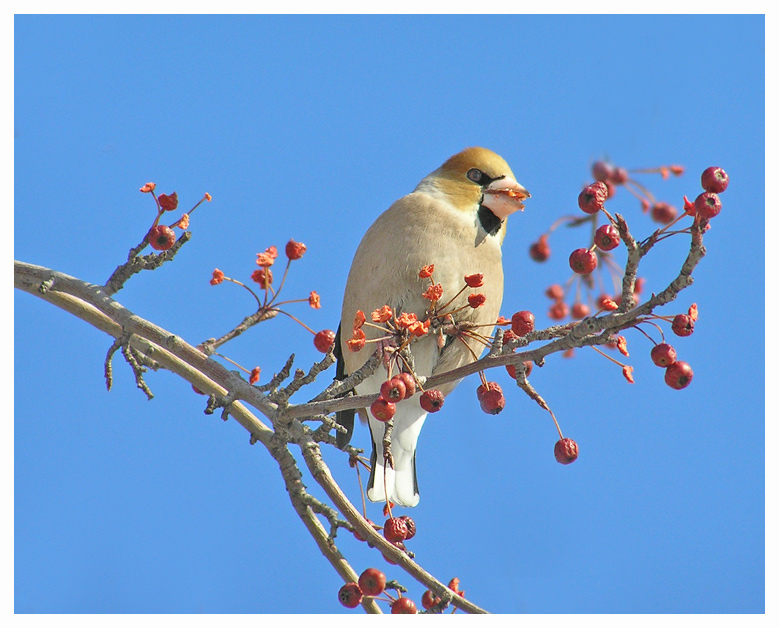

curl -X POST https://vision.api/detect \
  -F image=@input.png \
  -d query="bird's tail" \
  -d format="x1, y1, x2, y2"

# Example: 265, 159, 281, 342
366, 402, 428, 507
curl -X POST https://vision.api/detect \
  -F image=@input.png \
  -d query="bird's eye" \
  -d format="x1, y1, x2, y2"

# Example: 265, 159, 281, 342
467, 168, 485, 184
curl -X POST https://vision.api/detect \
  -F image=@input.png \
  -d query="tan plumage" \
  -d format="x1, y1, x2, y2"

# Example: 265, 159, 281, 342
337, 147, 529, 507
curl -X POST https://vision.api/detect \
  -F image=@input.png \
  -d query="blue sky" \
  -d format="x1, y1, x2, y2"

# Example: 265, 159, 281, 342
13, 14, 765, 614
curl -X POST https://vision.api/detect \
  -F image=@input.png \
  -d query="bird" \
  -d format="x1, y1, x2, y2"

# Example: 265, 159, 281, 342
335, 147, 530, 508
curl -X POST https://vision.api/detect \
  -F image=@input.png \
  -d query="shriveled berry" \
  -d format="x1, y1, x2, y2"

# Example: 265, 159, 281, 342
591, 160, 614, 182
694, 191, 722, 220
420, 389, 444, 413
554, 437, 579, 464
511, 310, 535, 336
358, 568, 386, 597
665, 360, 693, 390
380, 377, 406, 402
578, 181, 608, 214
391, 597, 417, 614
383, 517, 408, 542
313, 329, 336, 353
594, 224, 620, 251
285, 238, 307, 260
147, 224, 176, 251
370, 398, 396, 423
398, 515, 416, 539
571, 302, 590, 319
548, 300, 569, 321
157, 192, 178, 211
569, 248, 598, 275
650, 343, 677, 367
671, 314, 695, 337
529, 235, 551, 262
338, 582, 363, 608
650, 202, 678, 224
421, 590, 441, 610
701, 166, 729, 193
397, 372, 416, 398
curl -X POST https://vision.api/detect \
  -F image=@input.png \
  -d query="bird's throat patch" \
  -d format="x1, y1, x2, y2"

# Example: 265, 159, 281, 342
478, 204, 503, 236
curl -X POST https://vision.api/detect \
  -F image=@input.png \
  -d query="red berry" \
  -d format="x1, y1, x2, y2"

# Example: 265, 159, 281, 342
338, 582, 363, 608
370, 398, 396, 423
529, 235, 551, 262
380, 377, 407, 402
578, 181, 608, 214
569, 248, 597, 274
420, 389, 444, 413
650, 343, 677, 367
157, 192, 178, 212
358, 568, 386, 597
284, 238, 307, 260
611, 167, 629, 184
671, 314, 695, 337
147, 224, 176, 251
694, 191, 722, 220
476, 381, 505, 414
506, 361, 533, 379
545, 284, 564, 300
591, 160, 614, 182
665, 360, 693, 390
421, 590, 441, 610
650, 202, 678, 224
391, 597, 417, 614
353, 519, 377, 542
594, 224, 620, 251
313, 329, 336, 353
701, 166, 729, 193
571, 302, 590, 319
554, 437, 579, 464
398, 515, 416, 539
548, 300, 569, 321
397, 372, 416, 398
511, 310, 535, 336
383, 517, 408, 542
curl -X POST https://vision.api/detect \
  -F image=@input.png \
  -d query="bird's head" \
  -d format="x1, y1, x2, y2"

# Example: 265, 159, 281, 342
415, 146, 530, 236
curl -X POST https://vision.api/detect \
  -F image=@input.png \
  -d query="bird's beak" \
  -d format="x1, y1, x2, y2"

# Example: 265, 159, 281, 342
481, 177, 531, 220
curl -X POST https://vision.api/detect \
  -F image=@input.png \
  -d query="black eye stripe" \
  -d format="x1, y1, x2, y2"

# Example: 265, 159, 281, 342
466, 168, 506, 187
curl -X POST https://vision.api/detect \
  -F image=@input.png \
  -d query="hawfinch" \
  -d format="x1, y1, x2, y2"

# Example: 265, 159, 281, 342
335, 147, 530, 507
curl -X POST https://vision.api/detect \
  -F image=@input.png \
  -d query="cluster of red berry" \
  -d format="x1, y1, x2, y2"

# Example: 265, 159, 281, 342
338, 563, 464, 613
138, 183, 211, 251
368, 372, 445, 423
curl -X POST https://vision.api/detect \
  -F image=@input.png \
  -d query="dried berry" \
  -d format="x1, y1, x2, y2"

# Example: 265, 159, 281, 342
421, 590, 441, 610
671, 314, 695, 337
420, 389, 444, 413
285, 238, 307, 260
578, 181, 608, 214
383, 517, 408, 542
511, 310, 535, 337
398, 515, 416, 540
554, 437, 579, 464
